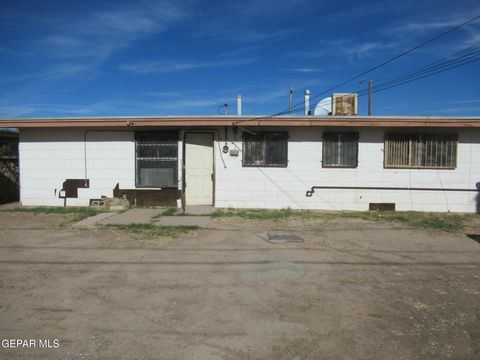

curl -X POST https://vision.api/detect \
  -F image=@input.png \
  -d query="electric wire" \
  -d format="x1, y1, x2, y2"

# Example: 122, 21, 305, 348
284, 49, 480, 115
287, 47, 480, 113
373, 42, 480, 83
233, 14, 480, 124
277, 15, 480, 118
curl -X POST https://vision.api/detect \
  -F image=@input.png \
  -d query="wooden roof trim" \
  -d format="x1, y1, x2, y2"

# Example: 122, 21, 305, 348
1, 116, 480, 128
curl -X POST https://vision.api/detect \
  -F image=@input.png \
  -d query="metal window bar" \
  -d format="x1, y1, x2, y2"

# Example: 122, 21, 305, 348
322, 132, 359, 167
384, 133, 457, 168
243, 132, 288, 167
135, 131, 178, 187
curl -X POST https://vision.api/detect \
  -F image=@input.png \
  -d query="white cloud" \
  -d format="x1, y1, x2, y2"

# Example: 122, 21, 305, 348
238, 88, 289, 104
0, 105, 37, 118
151, 99, 220, 110
120, 58, 254, 74
454, 27, 480, 52
444, 99, 480, 105
0, 0, 188, 87
290, 11, 480, 62
42, 64, 93, 80
398, 20, 460, 33
0, 98, 223, 118
38, 1, 187, 60
0, 63, 93, 84
232, 0, 310, 17
291, 39, 398, 61
347, 42, 398, 59
385, 12, 480, 55
224, 28, 297, 45
189, 1, 304, 56
0, 76, 330, 117
436, 105, 480, 114
217, 29, 300, 57
290, 67, 321, 73
0, 0, 190, 96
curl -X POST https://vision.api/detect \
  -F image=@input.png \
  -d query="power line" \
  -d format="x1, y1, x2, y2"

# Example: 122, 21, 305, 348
286, 53, 480, 115
283, 15, 480, 116
286, 47, 480, 114
370, 55, 480, 95
369, 48, 480, 88
373, 42, 480, 83
234, 14, 480, 124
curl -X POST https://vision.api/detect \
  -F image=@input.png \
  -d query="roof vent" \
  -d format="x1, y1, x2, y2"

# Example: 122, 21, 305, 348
236, 95, 242, 116
304, 89, 311, 115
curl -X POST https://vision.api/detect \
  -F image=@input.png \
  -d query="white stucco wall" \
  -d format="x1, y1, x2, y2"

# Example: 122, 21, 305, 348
19, 126, 480, 212
214, 127, 480, 212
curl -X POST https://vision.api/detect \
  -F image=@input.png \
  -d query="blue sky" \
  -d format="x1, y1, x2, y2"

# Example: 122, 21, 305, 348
0, 0, 479, 118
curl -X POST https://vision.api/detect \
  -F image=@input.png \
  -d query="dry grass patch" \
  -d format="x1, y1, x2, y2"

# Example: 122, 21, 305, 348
212, 208, 478, 231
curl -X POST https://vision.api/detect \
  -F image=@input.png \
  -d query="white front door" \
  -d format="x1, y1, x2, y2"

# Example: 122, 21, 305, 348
185, 133, 214, 205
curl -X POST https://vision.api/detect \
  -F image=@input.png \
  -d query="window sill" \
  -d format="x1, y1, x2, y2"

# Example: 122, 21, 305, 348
242, 164, 288, 168
322, 165, 358, 169
384, 166, 456, 170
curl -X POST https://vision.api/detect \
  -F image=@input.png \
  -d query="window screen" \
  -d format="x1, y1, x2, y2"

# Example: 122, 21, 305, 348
322, 132, 359, 168
242, 132, 288, 167
135, 131, 178, 187
384, 133, 457, 169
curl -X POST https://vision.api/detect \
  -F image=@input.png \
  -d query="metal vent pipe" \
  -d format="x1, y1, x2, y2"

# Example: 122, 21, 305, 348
304, 89, 310, 116
236, 95, 242, 116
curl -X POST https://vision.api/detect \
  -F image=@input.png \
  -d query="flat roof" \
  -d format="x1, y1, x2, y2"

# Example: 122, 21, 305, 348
1, 115, 480, 128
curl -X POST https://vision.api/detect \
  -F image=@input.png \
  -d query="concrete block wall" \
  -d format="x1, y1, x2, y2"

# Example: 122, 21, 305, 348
20, 128, 137, 206
19, 126, 480, 212
214, 127, 480, 212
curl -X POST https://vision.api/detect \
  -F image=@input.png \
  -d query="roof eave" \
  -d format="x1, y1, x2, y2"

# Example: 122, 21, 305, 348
1, 116, 480, 128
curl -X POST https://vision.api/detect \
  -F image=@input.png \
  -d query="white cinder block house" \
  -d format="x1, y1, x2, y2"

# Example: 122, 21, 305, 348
2, 115, 480, 212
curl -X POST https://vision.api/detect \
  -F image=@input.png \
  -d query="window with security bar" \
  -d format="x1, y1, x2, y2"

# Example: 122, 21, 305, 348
242, 132, 288, 167
384, 133, 457, 169
135, 131, 178, 187
322, 132, 359, 168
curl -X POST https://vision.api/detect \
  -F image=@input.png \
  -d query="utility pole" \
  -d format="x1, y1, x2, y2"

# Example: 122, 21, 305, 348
289, 86, 293, 114
368, 80, 373, 116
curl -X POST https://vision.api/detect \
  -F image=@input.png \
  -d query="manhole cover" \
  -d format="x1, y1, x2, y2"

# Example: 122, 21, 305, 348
259, 231, 304, 244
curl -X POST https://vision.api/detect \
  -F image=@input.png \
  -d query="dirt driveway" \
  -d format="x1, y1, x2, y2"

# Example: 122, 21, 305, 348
0, 212, 479, 359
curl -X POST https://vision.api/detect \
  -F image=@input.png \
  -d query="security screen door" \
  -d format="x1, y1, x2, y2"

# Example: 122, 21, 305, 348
185, 133, 214, 205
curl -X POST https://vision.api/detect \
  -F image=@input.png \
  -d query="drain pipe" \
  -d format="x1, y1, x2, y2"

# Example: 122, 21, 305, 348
306, 185, 479, 197
181, 131, 186, 214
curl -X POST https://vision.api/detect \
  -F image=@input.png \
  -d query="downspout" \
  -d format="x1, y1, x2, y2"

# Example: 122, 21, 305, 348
84, 130, 88, 186
181, 131, 186, 214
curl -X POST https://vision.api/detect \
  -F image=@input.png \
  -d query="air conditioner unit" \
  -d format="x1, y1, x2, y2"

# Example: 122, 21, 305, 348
332, 93, 358, 116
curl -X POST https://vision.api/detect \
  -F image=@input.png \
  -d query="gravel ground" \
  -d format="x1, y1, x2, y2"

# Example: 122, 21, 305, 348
0, 211, 479, 359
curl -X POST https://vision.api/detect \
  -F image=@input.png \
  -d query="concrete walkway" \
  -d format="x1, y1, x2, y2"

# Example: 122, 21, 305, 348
98, 208, 159, 225
154, 216, 210, 228
73, 208, 211, 228
73, 212, 117, 228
